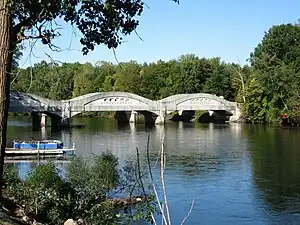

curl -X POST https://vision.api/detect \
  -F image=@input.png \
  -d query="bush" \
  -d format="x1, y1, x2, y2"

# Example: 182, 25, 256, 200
67, 152, 120, 194
26, 162, 63, 188
3, 152, 156, 224
3, 165, 19, 186
3, 163, 74, 224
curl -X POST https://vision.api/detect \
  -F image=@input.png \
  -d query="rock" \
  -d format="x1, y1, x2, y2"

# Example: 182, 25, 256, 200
64, 219, 77, 225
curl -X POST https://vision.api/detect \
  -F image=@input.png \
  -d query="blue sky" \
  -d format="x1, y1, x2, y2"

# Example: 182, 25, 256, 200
19, 0, 300, 67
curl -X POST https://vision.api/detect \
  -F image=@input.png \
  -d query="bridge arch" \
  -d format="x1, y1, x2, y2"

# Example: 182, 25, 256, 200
160, 93, 238, 112
69, 92, 157, 117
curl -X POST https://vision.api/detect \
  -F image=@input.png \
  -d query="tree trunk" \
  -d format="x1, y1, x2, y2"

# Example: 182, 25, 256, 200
0, 0, 12, 196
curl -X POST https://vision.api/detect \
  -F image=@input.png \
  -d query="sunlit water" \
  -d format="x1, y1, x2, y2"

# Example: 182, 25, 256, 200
6, 116, 300, 224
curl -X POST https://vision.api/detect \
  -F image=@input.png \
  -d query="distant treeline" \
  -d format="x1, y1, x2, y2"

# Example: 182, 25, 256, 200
11, 23, 300, 125
12, 55, 249, 102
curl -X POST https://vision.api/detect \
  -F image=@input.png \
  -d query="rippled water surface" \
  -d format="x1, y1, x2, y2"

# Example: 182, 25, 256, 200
7, 116, 300, 224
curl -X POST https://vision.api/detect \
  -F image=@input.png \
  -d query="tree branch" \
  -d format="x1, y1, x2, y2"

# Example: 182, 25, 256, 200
146, 134, 168, 225
160, 135, 172, 225
180, 199, 195, 225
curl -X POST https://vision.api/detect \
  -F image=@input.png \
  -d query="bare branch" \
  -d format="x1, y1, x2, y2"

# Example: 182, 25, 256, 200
180, 199, 195, 225
134, 30, 144, 42
135, 147, 157, 225
136, 147, 147, 196
26, 40, 39, 93
230, 64, 246, 103
146, 134, 168, 225
112, 48, 132, 78
160, 136, 172, 225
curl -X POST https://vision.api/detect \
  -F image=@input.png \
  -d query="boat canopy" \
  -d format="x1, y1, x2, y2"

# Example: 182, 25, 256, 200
13, 140, 64, 149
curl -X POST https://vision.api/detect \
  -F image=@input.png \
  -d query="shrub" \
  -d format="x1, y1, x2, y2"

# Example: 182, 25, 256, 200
26, 162, 63, 189
66, 152, 120, 194
2, 152, 156, 225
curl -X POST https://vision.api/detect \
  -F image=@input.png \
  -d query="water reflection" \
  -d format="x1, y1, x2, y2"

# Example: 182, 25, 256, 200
6, 160, 70, 180
249, 126, 300, 221
6, 117, 300, 224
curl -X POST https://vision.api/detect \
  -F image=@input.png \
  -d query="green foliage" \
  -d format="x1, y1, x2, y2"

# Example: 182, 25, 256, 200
243, 23, 300, 125
11, 0, 146, 53
26, 162, 63, 188
11, 55, 247, 106
66, 157, 90, 188
2, 153, 155, 225
3, 165, 19, 186
11, 44, 23, 69
86, 201, 116, 225
250, 24, 300, 69
203, 62, 234, 100
67, 152, 119, 193
91, 152, 120, 192
3, 163, 73, 224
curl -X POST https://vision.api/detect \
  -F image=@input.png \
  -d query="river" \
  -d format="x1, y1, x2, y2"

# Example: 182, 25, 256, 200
6, 116, 300, 224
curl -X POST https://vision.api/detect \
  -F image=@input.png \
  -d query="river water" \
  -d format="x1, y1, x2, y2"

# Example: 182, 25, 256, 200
6, 116, 300, 225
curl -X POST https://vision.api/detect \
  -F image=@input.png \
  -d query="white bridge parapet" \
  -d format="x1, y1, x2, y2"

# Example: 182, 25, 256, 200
9, 91, 242, 125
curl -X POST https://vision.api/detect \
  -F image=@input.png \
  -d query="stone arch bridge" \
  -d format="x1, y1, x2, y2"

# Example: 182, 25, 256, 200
9, 91, 242, 127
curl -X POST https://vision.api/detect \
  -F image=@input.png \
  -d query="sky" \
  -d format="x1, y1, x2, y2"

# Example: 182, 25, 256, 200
18, 0, 300, 68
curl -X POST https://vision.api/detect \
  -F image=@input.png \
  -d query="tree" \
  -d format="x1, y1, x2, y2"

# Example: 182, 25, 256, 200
178, 54, 211, 94
72, 63, 97, 97
0, 0, 179, 196
113, 61, 142, 94
203, 62, 234, 100
250, 24, 300, 70
244, 23, 300, 124
0, 0, 12, 193
140, 60, 180, 99
229, 63, 251, 103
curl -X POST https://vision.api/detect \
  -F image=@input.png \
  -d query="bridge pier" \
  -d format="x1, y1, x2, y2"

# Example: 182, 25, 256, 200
41, 126, 47, 139
229, 106, 242, 123
129, 111, 137, 123
155, 115, 165, 124
128, 111, 155, 124
40, 113, 47, 127
32, 112, 48, 128
31, 112, 72, 129
155, 103, 166, 125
